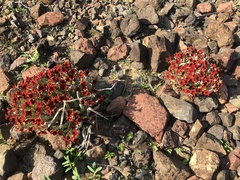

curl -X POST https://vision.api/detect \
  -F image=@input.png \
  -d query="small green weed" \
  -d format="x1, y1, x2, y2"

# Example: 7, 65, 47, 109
87, 162, 102, 180
219, 140, 233, 153
117, 143, 125, 152
104, 151, 115, 159
21, 50, 40, 71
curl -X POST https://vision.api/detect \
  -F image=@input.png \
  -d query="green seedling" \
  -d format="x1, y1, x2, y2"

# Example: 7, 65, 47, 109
87, 162, 102, 180
62, 148, 82, 180
21, 50, 40, 71
219, 140, 233, 153
104, 151, 115, 159
117, 143, 125, 152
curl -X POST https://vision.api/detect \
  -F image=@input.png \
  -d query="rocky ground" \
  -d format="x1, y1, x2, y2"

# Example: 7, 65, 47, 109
0, 0, 240, 179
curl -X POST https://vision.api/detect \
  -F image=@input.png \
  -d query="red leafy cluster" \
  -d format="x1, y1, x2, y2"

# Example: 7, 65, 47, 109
5, 61, 104, 144
165, 47, 222, 97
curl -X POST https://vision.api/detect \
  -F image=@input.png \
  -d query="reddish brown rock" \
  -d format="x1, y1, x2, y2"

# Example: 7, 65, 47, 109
30, 2, 49, 20
0, 68, 10, 94
171, 120, 190, 138
10, 56, 27, 71
0, 16, 7, 26
160, 129, 180, 149
75, 37, 97, 56
217, 1, 234, 14
106, 96, 126, 118
107, 43, 129, 61
123, 93, 169, 143
205, 19, 234, 48
216, 82, 228, 104
227, 147, 240, 170
233, 65, 240, 79
37, 12, 64, 28
196, 2, 213, 13
211, 48, 236, 71
22, 66, 46, 80
225, 103, 239, 113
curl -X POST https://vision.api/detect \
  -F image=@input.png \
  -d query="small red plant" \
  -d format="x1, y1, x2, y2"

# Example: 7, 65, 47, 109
165, 47, 222, 97
5, 61, 104, 144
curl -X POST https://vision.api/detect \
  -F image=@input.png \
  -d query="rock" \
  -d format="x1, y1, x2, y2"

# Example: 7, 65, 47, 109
90, 33, 105, 51
0, 53, 11, 72
155, 29, 178, 52
0, 68, 10, 94
195, 133, 226, 157
129, 41, 148, 63
21, 65, 46, 80
189, 149, 220, 180
132, 130, 148, 148
207, 124, 225, 140
32, 155, 63, 180
107, 43, 129, 61
233, 65, 240, 79
228, 126, 240, 141
227, 147, 240, 170
120, 14, 140, 37
225, 102, 239, 113
106, 96, 126, 118
44, 133, 69, 150
172, 120, 190, 138
216, 169, 230, 180
30, 2, 49, 20
229, 95, 240, 109
185, 14, 197, 26
216, 82, 228, 104
0, 144, 17, 177
233, 31, 240, 46
10, 56, 26, 71
172, 7, 191, 20
37, 12, 64, 28
153, 150, 191, 179
13, 137, 38, 156
193, 96, 219, 112
134, 0, 160, 9
196, 2, 213, 13
85, 143, 106, 163
160, 129, 180, 149
132, 142, 152, 168
160, 3, 174, 15
144, 35, 172, 72
75, 37, 97, 56
212, 48, 236, 72
161, 93, 199, 123
218, 112, 234, 127
7, 171, 27, 180
0, 16, 7, 27
208, 41, 218, 54
189, 119, 204, 140
70, 50, 95, 69
205, 19, 234, 48
137, 5, 159, 25
75, 17, 89, 31
217, 1, 234, 14
123, 93, 169, 143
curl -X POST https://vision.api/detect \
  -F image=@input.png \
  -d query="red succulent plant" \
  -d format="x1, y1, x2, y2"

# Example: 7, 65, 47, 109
165, 47, 222, 97
5, 61, 104, 144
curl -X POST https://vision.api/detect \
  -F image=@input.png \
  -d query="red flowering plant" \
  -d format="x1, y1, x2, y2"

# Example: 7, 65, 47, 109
5, 61, 105, 144
165, 47, 222, 97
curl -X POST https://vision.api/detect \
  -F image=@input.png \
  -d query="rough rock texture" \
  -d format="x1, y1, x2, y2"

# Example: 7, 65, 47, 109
193, 96, 219, 112
123, 93, 169, 143
37, 12, 64, 28
137, 5, 159, 25
0, 68, 10, 94
107, 43, 129, 61
227, 147, 240, 170
153, 150, 191, 179
161, 93, 199, 123
189, 149, 220, 180
120, 14, 140, 37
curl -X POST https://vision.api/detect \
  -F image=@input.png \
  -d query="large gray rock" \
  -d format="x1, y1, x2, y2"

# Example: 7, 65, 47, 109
153, 150, 191, 179
161, 93, 199, 123
189, 149, 220, 180
120, 14, 140, 37
32, 155, 63, 180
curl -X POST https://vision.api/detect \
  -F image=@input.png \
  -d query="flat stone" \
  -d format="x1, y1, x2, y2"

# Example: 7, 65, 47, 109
207, 124, 224, 140
189, 149, 220, 180
123, 93, 169, 143
161, 93, 199, 123
37, 12, 64, 28
195, 133, 226, 157
217, 1, 234, 14
153, 150, 191, 179
107, 43, 129, 61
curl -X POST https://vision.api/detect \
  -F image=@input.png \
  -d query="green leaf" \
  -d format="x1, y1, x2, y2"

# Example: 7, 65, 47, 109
95, 167, 102, 174
65, 167, 72, 173
87, 165, 95, 173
